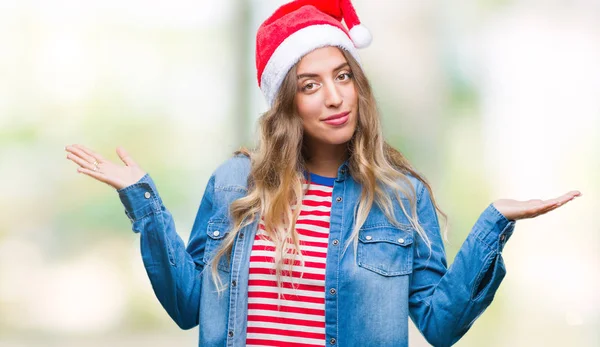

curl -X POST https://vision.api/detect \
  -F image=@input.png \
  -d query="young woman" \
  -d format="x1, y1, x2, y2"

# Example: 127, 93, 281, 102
65, 1, 580, 346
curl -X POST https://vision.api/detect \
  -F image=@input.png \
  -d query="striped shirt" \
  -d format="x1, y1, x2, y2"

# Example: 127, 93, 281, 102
245, 173, 335, 347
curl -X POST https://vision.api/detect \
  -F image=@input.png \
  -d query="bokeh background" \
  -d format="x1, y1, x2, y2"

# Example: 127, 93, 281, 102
1, 0, 598, 346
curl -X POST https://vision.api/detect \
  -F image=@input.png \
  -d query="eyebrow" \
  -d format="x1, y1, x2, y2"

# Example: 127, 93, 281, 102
297, 62, 350, 80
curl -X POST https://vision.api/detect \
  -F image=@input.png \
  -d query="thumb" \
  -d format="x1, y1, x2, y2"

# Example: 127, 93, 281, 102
116, 146, 136, 166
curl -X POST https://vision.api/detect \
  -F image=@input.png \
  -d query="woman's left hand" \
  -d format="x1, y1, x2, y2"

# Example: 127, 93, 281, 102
493, 190, 581, 221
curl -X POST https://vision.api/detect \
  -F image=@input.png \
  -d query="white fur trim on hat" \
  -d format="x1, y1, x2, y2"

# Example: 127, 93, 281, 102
260, 24, 362, 107
349, 24, 372, 48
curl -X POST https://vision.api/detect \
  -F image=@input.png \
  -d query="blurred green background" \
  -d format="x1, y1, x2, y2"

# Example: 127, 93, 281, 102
0, 0, 598, 346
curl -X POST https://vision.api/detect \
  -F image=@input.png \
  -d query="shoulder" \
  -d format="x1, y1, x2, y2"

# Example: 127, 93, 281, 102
214, 152, 251, 175
212, 153, 252, 193
384, 171, 425, 203
406, 173, 427, 202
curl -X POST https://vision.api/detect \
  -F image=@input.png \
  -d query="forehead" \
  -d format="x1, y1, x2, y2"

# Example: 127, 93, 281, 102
296, 46, 348, 74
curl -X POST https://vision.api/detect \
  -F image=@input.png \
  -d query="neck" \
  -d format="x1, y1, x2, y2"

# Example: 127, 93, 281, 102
304, 140, 348, 178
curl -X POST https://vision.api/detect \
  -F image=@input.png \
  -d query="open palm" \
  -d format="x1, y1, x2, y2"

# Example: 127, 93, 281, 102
65, 144, 146, 190
493, 190, 581, 221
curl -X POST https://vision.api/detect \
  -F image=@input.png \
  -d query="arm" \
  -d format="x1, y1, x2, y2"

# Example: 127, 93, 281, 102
408, 181, 515, 347
117, 173, 215, 329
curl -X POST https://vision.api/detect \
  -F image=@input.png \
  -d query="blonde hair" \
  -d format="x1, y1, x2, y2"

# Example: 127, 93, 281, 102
209, 48, 448, 297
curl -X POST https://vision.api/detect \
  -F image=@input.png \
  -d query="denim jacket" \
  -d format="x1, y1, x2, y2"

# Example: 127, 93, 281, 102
117, 154, 516, 347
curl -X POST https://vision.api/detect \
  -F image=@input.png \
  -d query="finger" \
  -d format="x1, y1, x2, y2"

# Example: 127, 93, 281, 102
116, 146, 137, 166
73, 144, 106, 163
523, 191, 581, 219
66, 145, 98, 165
525, 199, 562, 218
536, 194, 578, 215
538, 191, 580, 208
553, 191, 581, 204
67, 152, 98, 171
525, 201, 560, 219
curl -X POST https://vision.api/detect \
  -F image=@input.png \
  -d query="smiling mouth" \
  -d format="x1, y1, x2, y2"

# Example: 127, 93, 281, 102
323, 111, 350, 121
322, 111, 350, 126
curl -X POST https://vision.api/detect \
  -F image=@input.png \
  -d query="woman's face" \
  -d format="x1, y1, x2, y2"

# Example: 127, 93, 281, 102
294, 46, 358, 149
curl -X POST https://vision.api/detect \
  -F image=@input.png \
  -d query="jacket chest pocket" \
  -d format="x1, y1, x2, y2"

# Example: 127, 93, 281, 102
357, 225, 414, 276
203, 219, 232, 273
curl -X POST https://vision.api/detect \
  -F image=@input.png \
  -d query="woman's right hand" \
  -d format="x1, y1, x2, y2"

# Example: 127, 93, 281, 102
65, 144, 147, 190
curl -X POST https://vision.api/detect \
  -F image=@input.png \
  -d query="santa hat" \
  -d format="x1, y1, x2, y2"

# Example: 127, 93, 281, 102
256, 0, 372, 107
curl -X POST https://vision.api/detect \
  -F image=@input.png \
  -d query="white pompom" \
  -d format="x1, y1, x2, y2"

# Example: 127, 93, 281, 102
349, 24, 372, 49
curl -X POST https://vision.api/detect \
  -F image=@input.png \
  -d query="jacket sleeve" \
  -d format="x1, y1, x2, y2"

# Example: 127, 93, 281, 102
408, 180, 516, 347
117, 172, 215, 329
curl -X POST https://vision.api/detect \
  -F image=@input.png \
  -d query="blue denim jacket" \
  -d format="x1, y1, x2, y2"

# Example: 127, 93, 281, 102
117, 154, 515, 347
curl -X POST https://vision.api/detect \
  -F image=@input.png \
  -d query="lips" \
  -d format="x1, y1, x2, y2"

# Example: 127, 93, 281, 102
322, 111, 350, 126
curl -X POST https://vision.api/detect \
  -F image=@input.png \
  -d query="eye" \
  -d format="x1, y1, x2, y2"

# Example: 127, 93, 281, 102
337, 72, 353, 81
301, 82, 318, 92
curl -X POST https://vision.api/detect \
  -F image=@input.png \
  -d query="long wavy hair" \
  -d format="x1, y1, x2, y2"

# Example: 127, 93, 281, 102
209, 48, 448, 296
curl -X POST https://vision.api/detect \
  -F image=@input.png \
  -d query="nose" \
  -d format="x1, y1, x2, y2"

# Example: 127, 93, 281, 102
324, 81, 343, 108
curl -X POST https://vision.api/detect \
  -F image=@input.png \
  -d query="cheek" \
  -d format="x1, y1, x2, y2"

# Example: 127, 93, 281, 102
346, 84, 358, 107
295, 94, 322, 122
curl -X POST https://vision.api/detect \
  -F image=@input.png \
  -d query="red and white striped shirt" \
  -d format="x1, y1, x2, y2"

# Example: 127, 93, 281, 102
245, 173, 335, 347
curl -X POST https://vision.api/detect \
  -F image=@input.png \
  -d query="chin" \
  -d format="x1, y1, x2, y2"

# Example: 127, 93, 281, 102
330, 134, 354, 145
306, 119, 357, 146
319, 128, 356, 146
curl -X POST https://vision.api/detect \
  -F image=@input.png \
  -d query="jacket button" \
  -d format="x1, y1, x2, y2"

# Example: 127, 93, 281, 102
365, 235, 372, 241
232, 280, 237, 287
329, 288, 336, 295
330, 337, 336, 344
332, 239, 339, 245
398, 238, 405, 244
228, 330, 234, 337
500, 234, 506, 242
340, 168, 346, 174
335, 197, 342, 202
239, 233, 244, 239
213, 230, 220, 237
144, 192, 151, 199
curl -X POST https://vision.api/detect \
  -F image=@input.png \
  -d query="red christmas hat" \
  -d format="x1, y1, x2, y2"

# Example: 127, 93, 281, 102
256, 0, 372, 106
